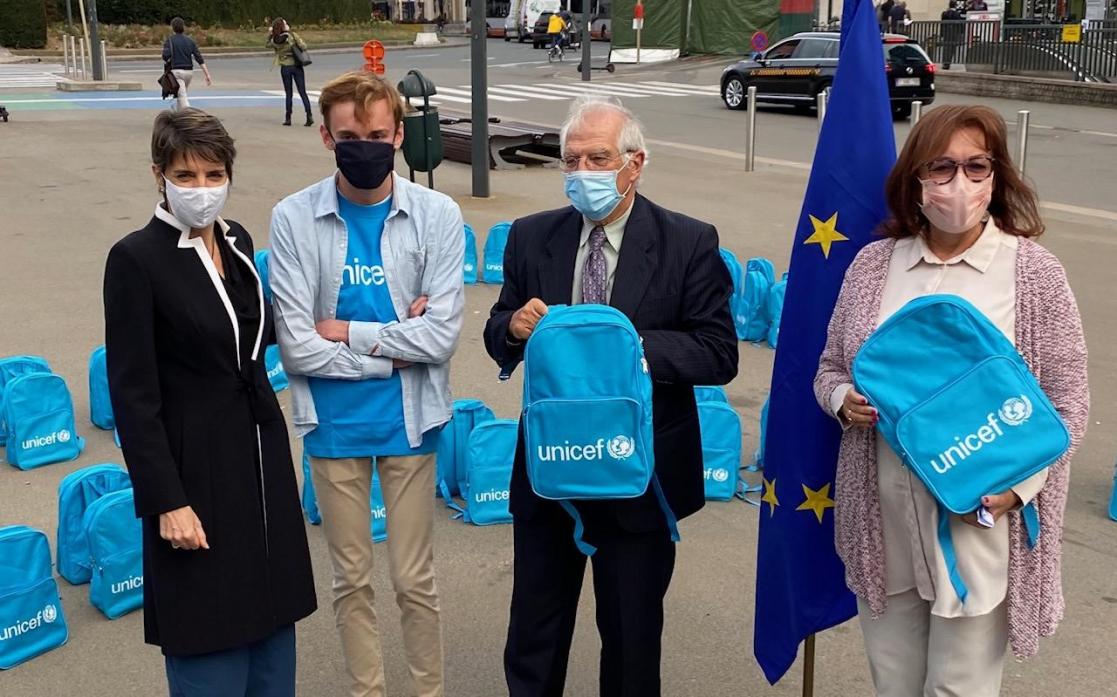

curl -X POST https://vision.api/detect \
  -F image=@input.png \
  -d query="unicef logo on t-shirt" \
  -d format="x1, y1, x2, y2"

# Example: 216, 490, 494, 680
342, 258, 387, 287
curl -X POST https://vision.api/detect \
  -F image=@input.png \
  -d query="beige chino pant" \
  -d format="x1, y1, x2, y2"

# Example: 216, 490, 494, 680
310, 453, 443, 697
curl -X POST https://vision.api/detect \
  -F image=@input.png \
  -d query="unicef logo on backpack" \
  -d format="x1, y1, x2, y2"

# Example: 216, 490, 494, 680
705, 468, 730, 483
21, 429, 71, 450
929, 395, 1036, 476
42, 604, 58, 624
57, 430, 71, 443
998, 395, 1033, 427
607, 435, 635, 460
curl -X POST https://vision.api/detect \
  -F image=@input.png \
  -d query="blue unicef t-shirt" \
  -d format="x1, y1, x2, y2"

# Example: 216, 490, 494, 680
305, 192, 434, 458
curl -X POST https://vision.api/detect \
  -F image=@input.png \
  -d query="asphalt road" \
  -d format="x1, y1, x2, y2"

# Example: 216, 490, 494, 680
1, 39, 1115, 697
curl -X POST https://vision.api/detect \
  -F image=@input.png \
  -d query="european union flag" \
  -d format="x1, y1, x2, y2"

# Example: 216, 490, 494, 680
753, 0, 897, 684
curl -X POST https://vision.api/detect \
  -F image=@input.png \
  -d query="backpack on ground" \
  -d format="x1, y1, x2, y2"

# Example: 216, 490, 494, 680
254, 249, 273, 304
1109, 459, 1117, 522
853, 294, 1069, 602
694, 385, 730, 405
752, 397, 770, 471
56, 464, 133, 585
482, 222, 512, 284
3, 373, 84, 470
0, 355, 51, 443
0, 526, 69, 669
265, 344, 288, 393
460, 419, 517, 526
83, 489, 143, 619
88, 345, 114, 430
301, 449, 321, 525
463, 224, 479, 285
719, 249, 746, 340
697, 398, 742, 502
523, 305, 678, 554
766, 273, 789, 349
370, 464, 387, 543
435, 399, 496, 504
740, 258, 776, 342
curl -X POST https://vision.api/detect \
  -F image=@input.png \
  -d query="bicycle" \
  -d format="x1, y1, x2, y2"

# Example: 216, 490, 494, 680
547, 36, 566, 63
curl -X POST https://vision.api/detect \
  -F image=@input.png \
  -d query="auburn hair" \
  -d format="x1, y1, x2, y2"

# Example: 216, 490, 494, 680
882, 104, 1044, 238
318, 71, 405, 132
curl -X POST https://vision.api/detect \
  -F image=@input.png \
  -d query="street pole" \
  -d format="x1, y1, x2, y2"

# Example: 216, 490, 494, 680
581, 11, 591, 81
86, 0, 104, 81
802, 634, 816, 697
77, 0, 91, 80
65, 0, 73, 31
469, 0, 490, 197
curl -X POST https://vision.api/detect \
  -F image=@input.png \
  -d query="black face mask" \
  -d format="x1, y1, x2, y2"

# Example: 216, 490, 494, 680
333, 139, 395, 191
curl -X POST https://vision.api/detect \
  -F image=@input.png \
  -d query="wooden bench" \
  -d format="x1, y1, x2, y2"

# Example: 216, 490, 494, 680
438, 111, 560, 170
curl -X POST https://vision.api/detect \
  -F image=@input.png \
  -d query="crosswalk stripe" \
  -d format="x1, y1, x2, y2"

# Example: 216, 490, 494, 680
445, 86, 526, 102
488, 85, 566, 100
596, 82, 698, 96
537, 83, 650, 98
496, 84, 574, 99
639, 81, 720, 95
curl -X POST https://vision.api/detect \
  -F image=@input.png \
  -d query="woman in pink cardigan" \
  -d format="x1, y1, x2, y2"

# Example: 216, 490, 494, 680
815, 104, 1089, 696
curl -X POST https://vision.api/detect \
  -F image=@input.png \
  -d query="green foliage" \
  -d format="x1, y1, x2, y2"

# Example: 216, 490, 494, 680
0, 0, 49, 49
83, 0, 371, 27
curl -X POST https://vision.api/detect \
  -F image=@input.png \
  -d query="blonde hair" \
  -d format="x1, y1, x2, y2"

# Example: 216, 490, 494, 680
318, 71, 405, 132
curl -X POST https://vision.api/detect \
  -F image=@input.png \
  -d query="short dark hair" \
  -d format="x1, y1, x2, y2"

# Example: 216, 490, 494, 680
151, 109, 236, 181
171, 17, 185, 33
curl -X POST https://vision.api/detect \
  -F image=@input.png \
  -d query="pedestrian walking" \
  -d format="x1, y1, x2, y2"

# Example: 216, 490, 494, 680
940, 3, 965, 69
815, 104, 1089, 697
161, 17, 211, 111
268, 18, 314, 127
270, 71, 466, 697
889, 1, 910, 34
103, 108, 317, 696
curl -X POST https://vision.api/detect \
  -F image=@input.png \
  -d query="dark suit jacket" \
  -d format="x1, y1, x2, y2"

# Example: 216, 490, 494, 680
484, 195, 738, 534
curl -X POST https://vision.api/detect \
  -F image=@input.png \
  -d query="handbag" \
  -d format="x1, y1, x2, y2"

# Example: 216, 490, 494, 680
291, 43, 312, 67
157, 66, 179, 99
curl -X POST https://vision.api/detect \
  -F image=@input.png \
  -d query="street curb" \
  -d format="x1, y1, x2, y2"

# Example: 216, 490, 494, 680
936, 71, 1117, 110
9, 37, 469, 63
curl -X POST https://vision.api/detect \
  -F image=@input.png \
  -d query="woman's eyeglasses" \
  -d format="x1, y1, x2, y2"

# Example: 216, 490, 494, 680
919, 155, 995, 185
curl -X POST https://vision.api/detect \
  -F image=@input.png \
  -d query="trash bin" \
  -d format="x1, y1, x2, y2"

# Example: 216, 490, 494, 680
398, 70, 443, 188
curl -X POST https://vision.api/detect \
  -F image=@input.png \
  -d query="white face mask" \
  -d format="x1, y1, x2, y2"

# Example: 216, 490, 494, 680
919, 173, 993, 235
164, 177, 229, 230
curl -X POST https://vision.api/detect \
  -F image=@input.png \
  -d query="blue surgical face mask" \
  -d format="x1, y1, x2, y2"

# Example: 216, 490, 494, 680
563, 162, 632, 222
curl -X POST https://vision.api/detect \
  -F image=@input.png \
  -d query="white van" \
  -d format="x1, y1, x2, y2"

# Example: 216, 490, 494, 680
504, 0, 561, 43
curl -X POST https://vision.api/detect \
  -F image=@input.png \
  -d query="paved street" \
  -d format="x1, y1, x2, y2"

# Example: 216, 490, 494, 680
1, 38, 1116, 696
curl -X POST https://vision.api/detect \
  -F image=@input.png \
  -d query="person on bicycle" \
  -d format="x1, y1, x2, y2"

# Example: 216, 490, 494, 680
547, 12, 567, 51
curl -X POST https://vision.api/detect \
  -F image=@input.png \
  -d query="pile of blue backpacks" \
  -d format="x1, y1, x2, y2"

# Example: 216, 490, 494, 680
0, 356, 86, 471
719, 249, 789, 349
463, 221, 512, 285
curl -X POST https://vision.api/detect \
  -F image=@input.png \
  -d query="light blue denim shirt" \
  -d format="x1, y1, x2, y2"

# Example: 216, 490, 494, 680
269, 173, 466, 447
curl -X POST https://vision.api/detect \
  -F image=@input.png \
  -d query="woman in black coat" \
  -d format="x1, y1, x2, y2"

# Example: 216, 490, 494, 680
103, 108, 316, 696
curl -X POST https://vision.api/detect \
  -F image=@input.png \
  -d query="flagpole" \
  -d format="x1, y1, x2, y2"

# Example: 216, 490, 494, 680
802, 634, 816, 697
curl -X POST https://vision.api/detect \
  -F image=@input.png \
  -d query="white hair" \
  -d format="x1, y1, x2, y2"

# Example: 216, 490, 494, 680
559, 95, 649, 163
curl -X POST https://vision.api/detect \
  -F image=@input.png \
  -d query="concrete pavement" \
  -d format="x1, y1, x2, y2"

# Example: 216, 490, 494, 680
1, 46, 1116, 696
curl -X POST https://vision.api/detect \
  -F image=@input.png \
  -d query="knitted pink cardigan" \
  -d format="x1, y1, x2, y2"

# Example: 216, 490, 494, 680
814, 236, 1090, 657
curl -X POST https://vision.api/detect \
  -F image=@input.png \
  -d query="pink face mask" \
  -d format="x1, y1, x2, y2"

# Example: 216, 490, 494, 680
919, 174, 994, 235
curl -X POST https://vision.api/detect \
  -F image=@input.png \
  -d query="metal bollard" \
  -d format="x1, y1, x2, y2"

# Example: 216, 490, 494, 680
62, 36, 70, 78
100, 41, 108, 80
1017, 110, 1031, 176
911, 100, 923, 125
745, 85, 757, 173
816, 89, 829, 130
79, 38, 87, 81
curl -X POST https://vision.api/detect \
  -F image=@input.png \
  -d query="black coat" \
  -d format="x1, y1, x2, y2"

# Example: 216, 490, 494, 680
103, 212, 316, 656
484, 195, 739, 534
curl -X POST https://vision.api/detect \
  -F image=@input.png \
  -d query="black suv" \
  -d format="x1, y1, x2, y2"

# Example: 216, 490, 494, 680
720, 32, 936, 119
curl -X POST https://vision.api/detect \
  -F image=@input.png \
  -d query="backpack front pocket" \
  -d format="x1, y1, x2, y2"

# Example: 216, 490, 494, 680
524, 397, 652, 501
8, 408, 81, 470
0, 576, 69, 669
90, 547, 144, 620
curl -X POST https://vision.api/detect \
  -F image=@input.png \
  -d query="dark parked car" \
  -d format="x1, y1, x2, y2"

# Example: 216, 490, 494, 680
532, 12, 581, 49
720, 32, 936, 119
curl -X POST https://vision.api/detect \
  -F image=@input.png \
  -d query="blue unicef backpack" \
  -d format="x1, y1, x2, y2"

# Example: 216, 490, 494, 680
740, 258, 776, 342
523, 305, 679, 554
265, 345, 288, 393
435, 399, 496, 504
57, 464, 133, 585
1109, 460, 1117, 522
84, 488, 143, 619
0, 526, 69, 669
695, 385, 729, 405
853, 294, 1069, 602
461, 419, 517, 526
0, 356, 51, 444
370, 464, 387, 543
766, 273, 789, 349
88, 346, 114, 431
463, 224, 479, 285
752, 397, 770, 470
300, 450, 321, 525
719, 249, 745, 339
482, 221, 512, 284
254, 249, 273, 304
3, 373, 84, 470
696, 399, 742, 502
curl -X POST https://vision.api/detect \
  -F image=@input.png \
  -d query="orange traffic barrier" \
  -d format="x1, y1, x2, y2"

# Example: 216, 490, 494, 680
363, 40, 385, 75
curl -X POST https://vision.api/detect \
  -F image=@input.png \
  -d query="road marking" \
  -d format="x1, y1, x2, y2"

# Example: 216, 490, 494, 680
1080, 129, 1117, 138
118, 69, 165, 73
410, 53, 440, 58
594, 82, 700, 97
538, 82, 650, 97
487, 85, 566, 100
640, 81, 720, 95
1040, 201, 1117, 222
491, 60, 547, 68
444, 85, 526, 102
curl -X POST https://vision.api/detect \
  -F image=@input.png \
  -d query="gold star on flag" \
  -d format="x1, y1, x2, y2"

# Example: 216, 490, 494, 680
803, 212, 848, 259
761, 477, 779, 517
796, 483, 836, 523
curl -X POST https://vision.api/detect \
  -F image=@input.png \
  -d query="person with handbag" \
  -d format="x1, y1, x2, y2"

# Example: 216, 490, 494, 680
161, 17, 212, 111
103, 108, 317, 695
268, 18, 314, 127
814, 104, 1089, 696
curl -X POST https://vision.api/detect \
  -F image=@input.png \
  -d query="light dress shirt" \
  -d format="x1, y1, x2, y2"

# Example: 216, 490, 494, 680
831, 219, 1048, 618
571, 202, 634, 305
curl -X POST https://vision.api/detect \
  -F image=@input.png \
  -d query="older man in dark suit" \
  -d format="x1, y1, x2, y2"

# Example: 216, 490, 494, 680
484, 96, 739, 697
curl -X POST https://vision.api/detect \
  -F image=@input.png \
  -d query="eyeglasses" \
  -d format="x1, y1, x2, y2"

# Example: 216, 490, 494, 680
559, 151, 631, 173
919, 155, 995, 185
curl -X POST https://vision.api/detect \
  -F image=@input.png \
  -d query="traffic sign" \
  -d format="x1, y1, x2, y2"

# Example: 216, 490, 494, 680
633, 18, 644, 30
751, 31, 769, 53
1061, 24, 1082, 43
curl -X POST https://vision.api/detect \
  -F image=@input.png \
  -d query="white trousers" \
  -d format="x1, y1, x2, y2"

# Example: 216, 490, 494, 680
171, 69, 193, 110
858, 590, 1009, 697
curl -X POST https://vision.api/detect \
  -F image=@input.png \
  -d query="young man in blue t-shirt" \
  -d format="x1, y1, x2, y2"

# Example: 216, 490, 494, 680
269, 72, 466, 697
